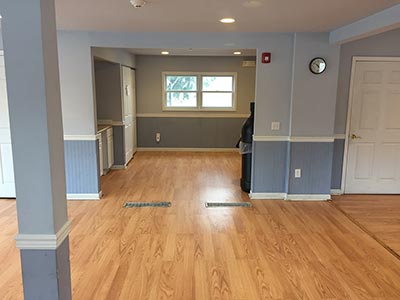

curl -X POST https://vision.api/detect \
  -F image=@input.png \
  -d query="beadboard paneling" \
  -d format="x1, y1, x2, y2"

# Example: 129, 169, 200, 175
64, 140, 100, 194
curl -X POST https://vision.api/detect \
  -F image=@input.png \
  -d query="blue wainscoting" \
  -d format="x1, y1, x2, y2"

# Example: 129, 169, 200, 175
288, 142, 334, 195
252, 140, 335, 196
331, 138, 345, 190
64, 140, 100, 195
252, 141, 289, 193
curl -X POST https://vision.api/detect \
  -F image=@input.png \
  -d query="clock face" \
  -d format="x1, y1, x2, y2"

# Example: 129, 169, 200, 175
310, 58, 326, 74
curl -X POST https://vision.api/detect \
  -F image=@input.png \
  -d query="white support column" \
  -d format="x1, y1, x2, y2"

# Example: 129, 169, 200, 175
0, 0, 72, 299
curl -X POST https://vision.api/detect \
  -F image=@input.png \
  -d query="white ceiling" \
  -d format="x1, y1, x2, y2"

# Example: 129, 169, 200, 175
55, 0, 400, 32
128, 48, 256, 56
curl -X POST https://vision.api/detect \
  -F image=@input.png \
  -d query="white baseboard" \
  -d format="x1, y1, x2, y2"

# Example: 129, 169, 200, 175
250, 193, 287, 200
137, 147, 239, 152
111, 165, 127, 170
330, 189, 343, 195
250, 193, 331, 201
286, 194, 331, 201
67, 191, 102, 200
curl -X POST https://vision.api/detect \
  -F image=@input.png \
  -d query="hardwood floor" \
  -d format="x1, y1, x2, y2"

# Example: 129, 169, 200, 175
1, 152, 400, 299
333, 194, 400, 256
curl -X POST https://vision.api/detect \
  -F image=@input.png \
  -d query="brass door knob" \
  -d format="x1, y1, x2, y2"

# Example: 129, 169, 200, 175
351, 134, 362, 140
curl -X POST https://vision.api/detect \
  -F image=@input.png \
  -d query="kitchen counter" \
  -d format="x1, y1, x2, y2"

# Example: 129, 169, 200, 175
97, 125, 112, 134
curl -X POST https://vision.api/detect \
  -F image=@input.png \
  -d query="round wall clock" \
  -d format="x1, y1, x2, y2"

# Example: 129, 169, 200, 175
309, 57, 326, 74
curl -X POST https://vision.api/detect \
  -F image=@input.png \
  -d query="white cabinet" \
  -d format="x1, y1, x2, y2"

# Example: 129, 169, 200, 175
122, 66, 137, 164
106, 128, 114, 169
97, 133, 104, 176
0, 54, 16, 198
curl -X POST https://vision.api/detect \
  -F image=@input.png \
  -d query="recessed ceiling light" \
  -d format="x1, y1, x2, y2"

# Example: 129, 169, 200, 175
242, 0, 263, 8
233, 51, 242, 55
161, 51, 169, 55
220, 18, 236, 24
130, 0, 146, 8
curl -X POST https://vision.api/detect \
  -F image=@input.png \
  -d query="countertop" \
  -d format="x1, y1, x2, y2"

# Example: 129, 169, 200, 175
97, 125, 112, 134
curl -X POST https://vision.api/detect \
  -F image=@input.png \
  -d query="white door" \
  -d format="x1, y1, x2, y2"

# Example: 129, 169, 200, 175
131, 69, 137, 154
0, 53, 16, 198
122, 66, 136, 163
345, 60, 400, 194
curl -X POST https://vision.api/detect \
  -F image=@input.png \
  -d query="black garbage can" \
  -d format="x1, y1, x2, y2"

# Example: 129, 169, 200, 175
239, 102, 255, 193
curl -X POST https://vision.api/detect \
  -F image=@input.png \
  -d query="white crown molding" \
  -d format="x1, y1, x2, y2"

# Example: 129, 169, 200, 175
137, 147, 239, 152
64, 135, 97, 141
15, 220, 71, 250
334, 134, 346, 139
250, 193, 286, 200
136, 113, 249, 118
67, 191, 102, 200
286, 194, 331, 201
253, 136, 335, 142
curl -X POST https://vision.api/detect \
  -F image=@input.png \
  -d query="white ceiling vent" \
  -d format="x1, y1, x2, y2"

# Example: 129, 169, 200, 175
242, 60, 256, 68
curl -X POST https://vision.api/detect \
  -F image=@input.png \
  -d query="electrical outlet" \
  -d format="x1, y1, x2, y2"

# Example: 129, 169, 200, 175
156, 133, 161, 143
295, 169, 301, 178
271, 121, 280, 131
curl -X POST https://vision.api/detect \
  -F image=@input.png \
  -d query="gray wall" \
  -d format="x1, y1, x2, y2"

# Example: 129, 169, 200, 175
136, 55, 256, 115
290, 33, 340, 137
58, 31, 96, 136
254, 37, 294, 137
94, 60, 123, 122
137, 117, 245, 148
92, 47, 136, 68
334, 27, 400, 134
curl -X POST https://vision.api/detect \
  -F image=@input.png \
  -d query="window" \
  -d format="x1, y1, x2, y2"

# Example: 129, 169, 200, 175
163, 72, 236, 111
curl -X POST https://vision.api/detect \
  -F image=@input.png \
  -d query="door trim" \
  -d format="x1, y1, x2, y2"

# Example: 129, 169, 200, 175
341, 56, 400, 194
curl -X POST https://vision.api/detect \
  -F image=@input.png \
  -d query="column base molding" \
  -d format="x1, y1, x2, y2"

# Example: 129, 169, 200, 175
15, 220, 71, 250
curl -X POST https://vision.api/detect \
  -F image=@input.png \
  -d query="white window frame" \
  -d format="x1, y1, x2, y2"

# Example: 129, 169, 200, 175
162, 72, 237, 112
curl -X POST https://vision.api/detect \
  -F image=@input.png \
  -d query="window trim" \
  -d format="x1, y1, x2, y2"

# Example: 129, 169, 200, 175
162, 71, 237, 112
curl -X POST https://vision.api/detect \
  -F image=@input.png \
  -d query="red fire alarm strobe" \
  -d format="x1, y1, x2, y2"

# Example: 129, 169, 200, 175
262, 52, 271, 64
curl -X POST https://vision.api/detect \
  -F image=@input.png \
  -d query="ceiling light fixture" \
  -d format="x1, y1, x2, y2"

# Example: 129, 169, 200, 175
161, 51, 169, 55
220, 18, 236, 24
130, 0, 146, 8
233, 51, 242, 55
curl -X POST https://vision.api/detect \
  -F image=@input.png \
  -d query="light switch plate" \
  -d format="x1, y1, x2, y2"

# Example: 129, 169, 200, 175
271, 122, 280, 131
295, 169, 301, 178
156, 133, 161, 143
